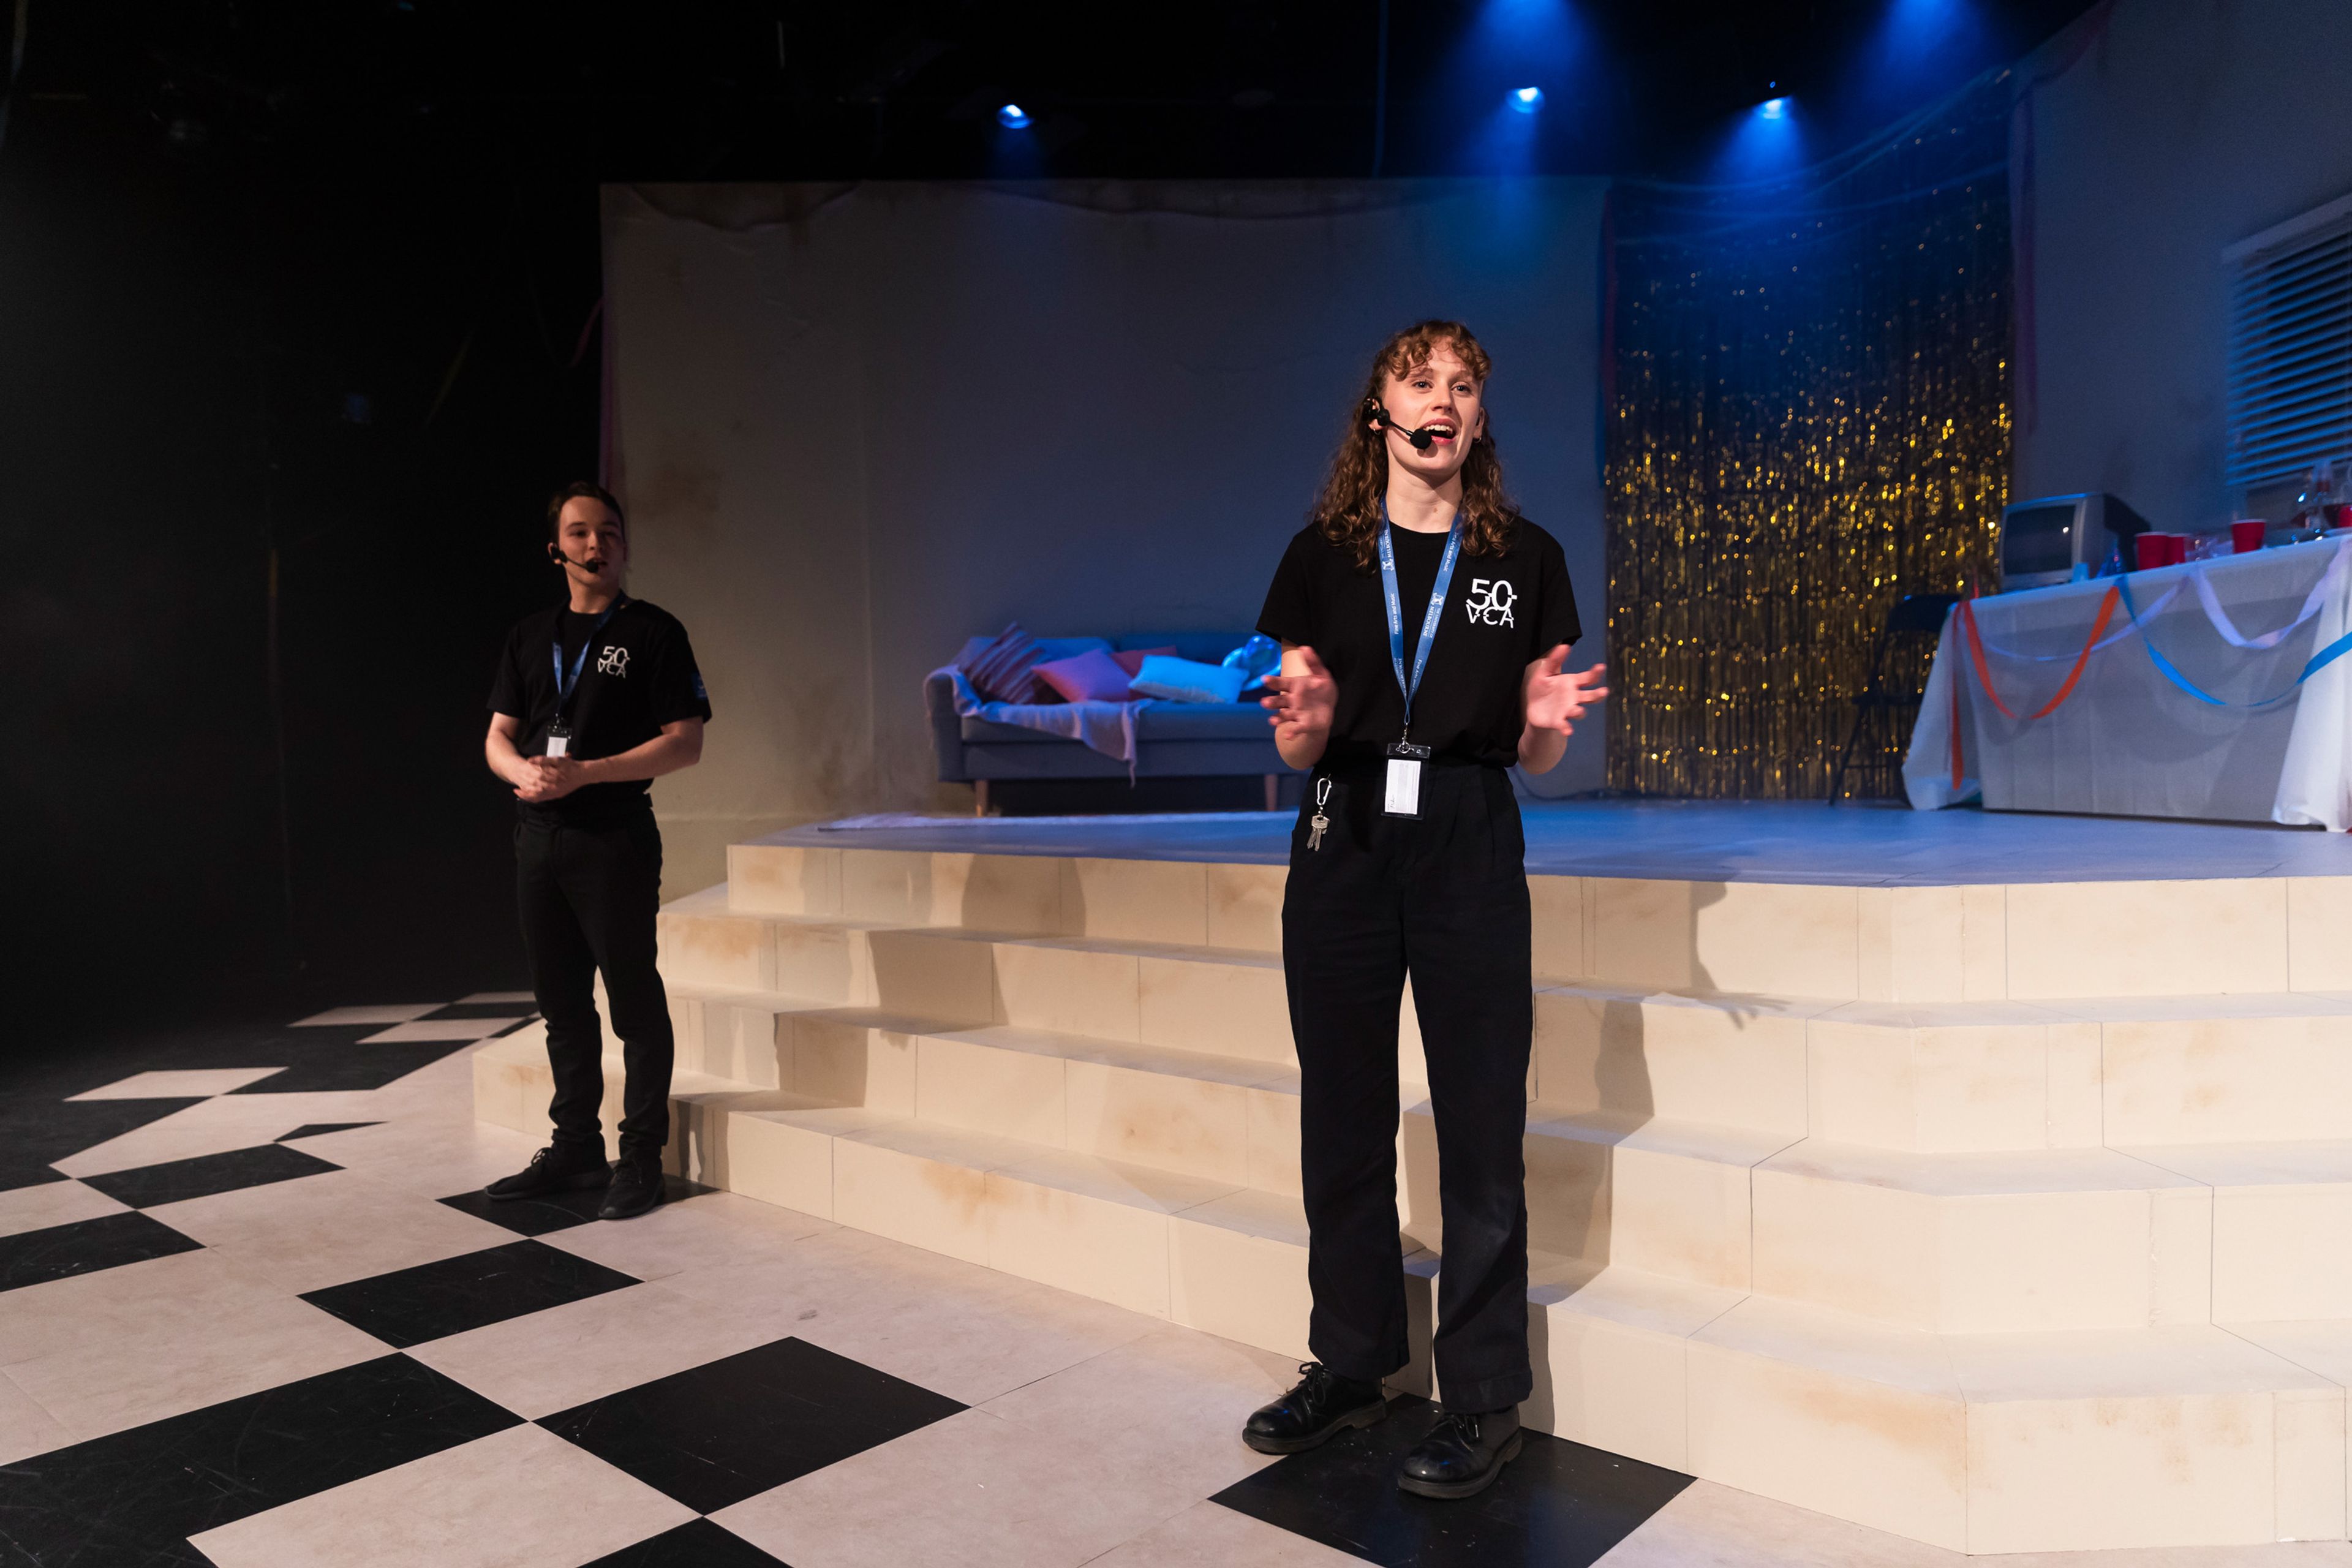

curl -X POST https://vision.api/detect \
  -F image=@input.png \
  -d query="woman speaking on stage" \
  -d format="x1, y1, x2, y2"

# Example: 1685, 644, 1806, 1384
1242, 320, 1607, 1499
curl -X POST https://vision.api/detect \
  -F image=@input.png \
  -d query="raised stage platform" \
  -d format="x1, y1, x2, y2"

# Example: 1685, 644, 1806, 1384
778, 796, 2352, 884
474, 801, 2352, 1555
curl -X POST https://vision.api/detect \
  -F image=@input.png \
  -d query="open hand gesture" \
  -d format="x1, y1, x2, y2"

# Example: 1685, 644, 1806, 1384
1259, 646, 1336, 749
1525, 649, 1608, 736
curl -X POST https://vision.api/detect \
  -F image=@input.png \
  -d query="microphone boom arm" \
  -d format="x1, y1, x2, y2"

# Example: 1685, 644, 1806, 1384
1366, 401, 1441, 451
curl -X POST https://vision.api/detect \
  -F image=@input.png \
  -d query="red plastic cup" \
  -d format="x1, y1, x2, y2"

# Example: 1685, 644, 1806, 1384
2233, 520, 2268, 554
2166, 533, 2189, 565
2135, 533, 2173, 571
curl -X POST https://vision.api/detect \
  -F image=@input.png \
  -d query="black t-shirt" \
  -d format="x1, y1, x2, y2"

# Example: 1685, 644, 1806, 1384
559, 609, 603, 680
1256, 516, 1581, 769
488, 597, 713, 824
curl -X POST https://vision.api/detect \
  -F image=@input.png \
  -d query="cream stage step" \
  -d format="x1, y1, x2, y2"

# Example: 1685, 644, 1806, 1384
472, 842, 2352, 1553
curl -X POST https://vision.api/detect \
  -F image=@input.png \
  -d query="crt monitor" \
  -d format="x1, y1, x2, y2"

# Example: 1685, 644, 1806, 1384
1999, 492, 2152, 589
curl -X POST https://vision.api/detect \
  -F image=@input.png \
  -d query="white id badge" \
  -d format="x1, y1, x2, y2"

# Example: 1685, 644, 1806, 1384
1382, 741, 1430, 818
1382, 758, 1421, 816
545, 734, 569, 758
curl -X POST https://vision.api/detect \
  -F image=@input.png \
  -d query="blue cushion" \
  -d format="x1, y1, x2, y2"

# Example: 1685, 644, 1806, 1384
1129, 655, 1247, 705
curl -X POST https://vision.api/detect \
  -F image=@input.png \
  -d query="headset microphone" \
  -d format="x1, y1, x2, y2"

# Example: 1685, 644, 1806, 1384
547, 545, 604, 573
1363, 399, 1442, 452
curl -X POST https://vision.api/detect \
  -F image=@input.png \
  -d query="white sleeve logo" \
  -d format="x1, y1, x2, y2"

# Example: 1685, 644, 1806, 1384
1464, 578, 1517, 627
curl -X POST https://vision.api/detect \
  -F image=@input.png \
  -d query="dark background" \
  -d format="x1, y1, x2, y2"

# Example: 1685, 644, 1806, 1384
0, 0, 2093, 1035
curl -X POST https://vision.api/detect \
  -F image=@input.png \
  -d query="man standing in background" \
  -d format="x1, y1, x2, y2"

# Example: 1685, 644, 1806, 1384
481, 481, 711, 1219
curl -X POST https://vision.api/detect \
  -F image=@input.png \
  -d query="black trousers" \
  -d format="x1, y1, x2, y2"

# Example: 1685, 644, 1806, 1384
1283, 760, 1533, 1414
515, 805, 674, 1163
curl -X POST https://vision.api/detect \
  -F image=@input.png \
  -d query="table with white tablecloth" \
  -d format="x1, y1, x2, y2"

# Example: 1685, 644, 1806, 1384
1903, 537, 2352, 830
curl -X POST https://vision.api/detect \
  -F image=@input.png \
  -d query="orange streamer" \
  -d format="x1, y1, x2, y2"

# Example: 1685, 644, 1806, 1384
1948, 638, 1964, 791
1958, 586, 2119, 722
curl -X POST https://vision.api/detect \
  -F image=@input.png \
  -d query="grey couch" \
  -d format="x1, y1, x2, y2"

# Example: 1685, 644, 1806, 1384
927, 633, 1294, 813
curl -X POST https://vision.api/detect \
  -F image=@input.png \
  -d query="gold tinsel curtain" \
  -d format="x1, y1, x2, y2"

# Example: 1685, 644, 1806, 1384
1604, 71, 2013, 798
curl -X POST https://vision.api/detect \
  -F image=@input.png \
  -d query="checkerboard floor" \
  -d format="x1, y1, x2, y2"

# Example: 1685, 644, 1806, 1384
0, 1005, 2334, 1567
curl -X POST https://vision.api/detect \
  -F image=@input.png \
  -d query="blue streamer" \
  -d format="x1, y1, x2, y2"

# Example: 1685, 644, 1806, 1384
2116, 574, 2352, 709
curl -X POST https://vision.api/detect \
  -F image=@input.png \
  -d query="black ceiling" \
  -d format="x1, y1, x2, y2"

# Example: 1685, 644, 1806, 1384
19, 0, 2102, 185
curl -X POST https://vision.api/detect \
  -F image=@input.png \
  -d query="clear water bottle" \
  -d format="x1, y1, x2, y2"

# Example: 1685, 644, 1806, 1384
2294, 465, 2332, 541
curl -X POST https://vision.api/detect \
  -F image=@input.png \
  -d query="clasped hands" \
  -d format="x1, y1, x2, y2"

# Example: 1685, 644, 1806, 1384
512, 755, 590, 802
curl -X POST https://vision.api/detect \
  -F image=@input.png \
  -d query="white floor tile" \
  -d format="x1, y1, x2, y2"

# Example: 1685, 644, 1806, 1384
1084, 1501, 1367, 1567
457, 992, 538, 1005
715, 1406, 1197, 1568
405, 1281, 777, 1420
293, 1005, 442, 1027
0, 1250, 385, 1441
978, 1324, 1295, 1501
148, 1167, 515, 1295
0, 1369, 73, 1464
539, 1191, 834, 1283
51, 1091, 386, 1178
662, 1223, 1161, 1407
187, 1422, 694, 1568
1590, 1477, 2352, 1567
298, 1117, 546, 1197
65, 1068, 285, 1101
359, 1017, 524, 1044
0, 1179, 128, 1239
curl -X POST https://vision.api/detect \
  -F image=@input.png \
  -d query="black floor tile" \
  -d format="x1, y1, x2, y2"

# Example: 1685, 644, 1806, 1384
301, 1238, 639, 1348
227, 1038, 477, 1093
580, 1518, 793, 1567
0, 1210, 205, 1291
424, 1003, 540, 1021
439, 1185, 606, 1236
1211, 1396, 1692, 1568
0, 1353, 519, 1567
540, 1336, 965, 1515
277, 1121, 383, 1141
80, 1141, 341, 1208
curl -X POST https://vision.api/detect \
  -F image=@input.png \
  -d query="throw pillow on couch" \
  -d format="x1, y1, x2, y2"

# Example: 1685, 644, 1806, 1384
1033, 647, 1136, 704
1128, 654, 1248, 705
953, 622, 1051, 704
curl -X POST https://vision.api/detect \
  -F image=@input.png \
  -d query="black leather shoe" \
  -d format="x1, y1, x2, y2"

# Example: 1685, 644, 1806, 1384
1243, 1363, 1389, 1455
485, 1145, 611, 1201
596, 1158, 665, 1220
1396, 1407, 1523, 1499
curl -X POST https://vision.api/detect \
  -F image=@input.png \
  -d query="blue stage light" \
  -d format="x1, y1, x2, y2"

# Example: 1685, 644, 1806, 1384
1509, 86, 1545, 113
995, 104, 1031, 130
1716, 86, 1806, 181
1887, 0, 1972, 53
1855, 0, 1986, 122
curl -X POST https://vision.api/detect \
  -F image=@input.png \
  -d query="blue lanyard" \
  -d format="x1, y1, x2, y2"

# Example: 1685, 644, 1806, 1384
552, 599, 624, 712
1376, 504, 1462, 739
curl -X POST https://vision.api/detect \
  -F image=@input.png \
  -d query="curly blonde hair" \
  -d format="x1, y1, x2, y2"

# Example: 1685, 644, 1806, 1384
1308, 320, 1517, 569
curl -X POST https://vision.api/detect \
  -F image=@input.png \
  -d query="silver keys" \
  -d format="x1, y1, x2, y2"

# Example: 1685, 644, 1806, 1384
1306, 778, 1333, 851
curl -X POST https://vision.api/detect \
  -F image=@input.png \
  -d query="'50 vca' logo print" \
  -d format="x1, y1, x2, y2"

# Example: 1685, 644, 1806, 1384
596, 646, 630, 677
1464, 578, 1517, 628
